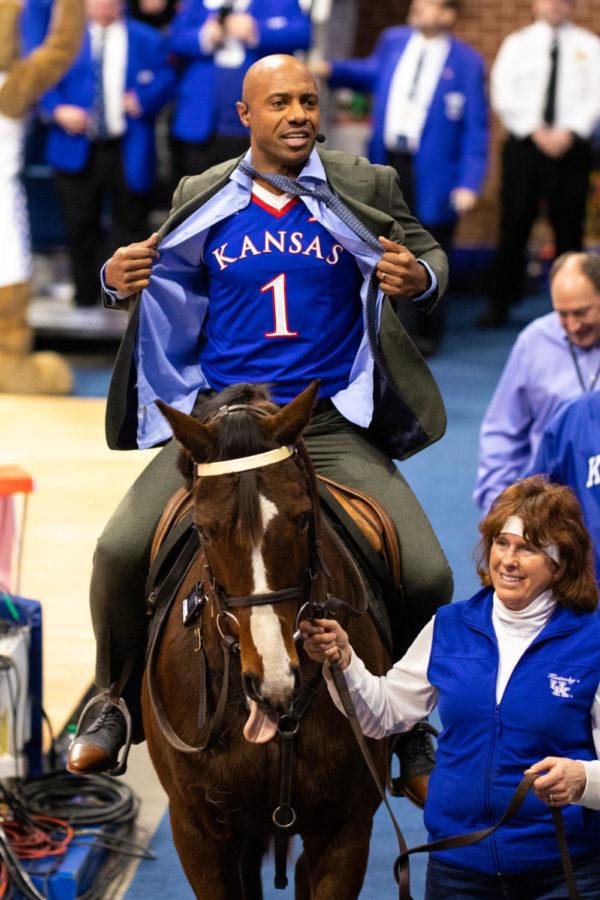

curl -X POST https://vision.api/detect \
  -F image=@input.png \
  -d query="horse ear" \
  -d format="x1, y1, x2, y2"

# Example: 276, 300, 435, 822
155, 400, 216, 462
264, 380, 321, 445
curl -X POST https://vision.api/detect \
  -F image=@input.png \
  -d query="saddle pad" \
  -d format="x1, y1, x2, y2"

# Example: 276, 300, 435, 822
150, 486, 194, 566
317, 475, 402, 591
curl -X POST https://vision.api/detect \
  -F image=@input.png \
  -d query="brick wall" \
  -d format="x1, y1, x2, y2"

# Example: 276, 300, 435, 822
350, 0, 599, 247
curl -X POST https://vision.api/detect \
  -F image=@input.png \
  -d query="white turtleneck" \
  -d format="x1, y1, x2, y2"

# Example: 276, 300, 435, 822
325, 591, 600, 808
492, 588, 557, 702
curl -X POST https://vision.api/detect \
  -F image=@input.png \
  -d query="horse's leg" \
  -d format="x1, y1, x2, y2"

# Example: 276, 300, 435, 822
239, 833, 265, 900
294, 850, 311, 900
168, 800, 244, 900
300, 817, 374, 900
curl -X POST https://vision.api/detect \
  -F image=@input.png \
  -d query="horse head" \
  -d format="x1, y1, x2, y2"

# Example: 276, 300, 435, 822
156, 381, 321, 745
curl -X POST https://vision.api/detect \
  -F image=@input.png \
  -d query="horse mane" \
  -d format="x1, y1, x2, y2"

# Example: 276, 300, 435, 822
178, 384, 281, 546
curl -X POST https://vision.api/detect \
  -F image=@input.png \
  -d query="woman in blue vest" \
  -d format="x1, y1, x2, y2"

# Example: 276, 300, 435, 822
301, 476, 600, 898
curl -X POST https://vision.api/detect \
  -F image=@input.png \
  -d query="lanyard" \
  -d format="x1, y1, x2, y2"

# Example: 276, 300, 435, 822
568, 342, 600, 393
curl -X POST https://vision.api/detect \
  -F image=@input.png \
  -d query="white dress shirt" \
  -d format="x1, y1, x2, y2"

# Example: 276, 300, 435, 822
384, 32, 450, 153
327, 590, 600, 809
89, 20, 128, 138
491, 20, 600, 139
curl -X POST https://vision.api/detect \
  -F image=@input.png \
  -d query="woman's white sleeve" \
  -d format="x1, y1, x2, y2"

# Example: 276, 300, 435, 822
324, 618, 438, 739
577, 681, 600, 809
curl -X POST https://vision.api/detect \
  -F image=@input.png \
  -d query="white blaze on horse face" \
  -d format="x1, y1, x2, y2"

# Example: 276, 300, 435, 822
249, 495, 295, 703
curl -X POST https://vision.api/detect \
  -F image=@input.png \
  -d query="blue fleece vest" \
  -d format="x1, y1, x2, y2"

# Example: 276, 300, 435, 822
426, 587, 600, 875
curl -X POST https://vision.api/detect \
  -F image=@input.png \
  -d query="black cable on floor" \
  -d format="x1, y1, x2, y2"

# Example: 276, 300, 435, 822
17, 773, 140, 827
14, 772, 156, 896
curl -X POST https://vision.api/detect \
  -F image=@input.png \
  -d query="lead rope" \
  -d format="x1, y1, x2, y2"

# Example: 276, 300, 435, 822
327, 662, 581, 900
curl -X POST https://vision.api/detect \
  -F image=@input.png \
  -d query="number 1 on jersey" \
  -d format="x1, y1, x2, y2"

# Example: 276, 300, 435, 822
261, 273, 298, 338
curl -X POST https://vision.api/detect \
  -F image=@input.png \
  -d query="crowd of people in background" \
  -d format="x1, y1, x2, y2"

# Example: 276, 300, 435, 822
19, 0, 600, 332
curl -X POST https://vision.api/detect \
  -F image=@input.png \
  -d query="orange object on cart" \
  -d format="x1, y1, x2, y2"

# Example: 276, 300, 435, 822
0, 467, 34, 496
0, 466, 34, 593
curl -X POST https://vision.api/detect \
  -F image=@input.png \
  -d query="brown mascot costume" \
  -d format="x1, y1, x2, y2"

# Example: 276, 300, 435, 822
0, 0, 84, 394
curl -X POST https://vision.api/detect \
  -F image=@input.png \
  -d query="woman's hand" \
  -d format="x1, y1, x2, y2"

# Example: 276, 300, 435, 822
299, 618, 352, 671
525, 757, 587, 807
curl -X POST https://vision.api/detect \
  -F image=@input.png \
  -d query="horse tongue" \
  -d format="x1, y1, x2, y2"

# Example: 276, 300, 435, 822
243, 700, 279, 744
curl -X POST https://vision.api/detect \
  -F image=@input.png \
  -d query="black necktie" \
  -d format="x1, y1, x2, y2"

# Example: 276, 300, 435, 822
543, 33, 559, 126
237, 161, 392, 385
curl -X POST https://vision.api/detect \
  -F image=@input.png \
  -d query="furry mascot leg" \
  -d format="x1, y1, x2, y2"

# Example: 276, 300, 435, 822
0, 281, 73, 393
0, 0, 84, 395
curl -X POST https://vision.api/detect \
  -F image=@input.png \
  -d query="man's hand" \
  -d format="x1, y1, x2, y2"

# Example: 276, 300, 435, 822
376, 236, 428, 299
531, 128, 574, 160
224, 12, 258, 46
123, 91, 143, 118
104, 233, 159, 295
450, 187, 478, 215
54, 104, 89, 135
525, 756, 587, 807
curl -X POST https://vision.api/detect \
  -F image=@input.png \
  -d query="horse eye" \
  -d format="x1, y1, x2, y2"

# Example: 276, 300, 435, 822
195, 524, 213, 544
298, 513, 311, 533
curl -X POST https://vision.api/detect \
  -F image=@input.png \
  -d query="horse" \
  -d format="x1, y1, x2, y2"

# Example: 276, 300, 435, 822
141, 380, 391, 900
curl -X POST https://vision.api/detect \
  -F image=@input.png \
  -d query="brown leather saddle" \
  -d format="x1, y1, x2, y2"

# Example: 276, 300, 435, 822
151, 476, 402, 595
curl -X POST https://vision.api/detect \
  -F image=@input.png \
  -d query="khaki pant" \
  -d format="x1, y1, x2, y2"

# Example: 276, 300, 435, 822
90, 409, 453, 689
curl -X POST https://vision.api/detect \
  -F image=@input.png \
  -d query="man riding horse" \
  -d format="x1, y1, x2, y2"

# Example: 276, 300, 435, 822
68, 54, 453, 800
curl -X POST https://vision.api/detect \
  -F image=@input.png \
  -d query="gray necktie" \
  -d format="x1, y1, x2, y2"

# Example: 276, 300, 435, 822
238, 161, 389, 381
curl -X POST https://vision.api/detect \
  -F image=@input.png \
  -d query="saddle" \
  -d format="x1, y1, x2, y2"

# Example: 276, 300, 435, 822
150, 477, 402, 593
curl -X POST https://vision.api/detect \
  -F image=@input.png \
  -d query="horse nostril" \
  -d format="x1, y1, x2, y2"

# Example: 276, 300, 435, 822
242, 671, 262, 702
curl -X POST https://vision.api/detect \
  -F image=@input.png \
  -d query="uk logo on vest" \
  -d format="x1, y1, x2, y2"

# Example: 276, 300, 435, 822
548, 673, 580, 698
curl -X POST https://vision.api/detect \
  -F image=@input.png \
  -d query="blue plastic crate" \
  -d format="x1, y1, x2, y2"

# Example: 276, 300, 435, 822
21, 828, 111, 899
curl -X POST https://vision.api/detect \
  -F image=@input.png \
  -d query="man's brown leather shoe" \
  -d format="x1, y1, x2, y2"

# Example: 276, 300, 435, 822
66, 702, 127, 774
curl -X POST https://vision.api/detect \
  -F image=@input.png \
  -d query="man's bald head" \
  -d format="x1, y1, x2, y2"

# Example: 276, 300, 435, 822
551, 252, 600, 348
242, 55, 318, 107
236, 54, 321, 176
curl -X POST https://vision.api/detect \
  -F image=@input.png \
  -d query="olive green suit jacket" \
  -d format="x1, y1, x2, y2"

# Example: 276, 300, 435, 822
104, 149, 448, 457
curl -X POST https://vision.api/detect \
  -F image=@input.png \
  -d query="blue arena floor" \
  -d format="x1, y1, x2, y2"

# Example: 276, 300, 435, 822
71, 289, 550, 899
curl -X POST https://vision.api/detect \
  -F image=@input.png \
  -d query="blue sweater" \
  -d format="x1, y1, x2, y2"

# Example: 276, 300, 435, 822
531, 392, 600, 585
426, 588, 600, 874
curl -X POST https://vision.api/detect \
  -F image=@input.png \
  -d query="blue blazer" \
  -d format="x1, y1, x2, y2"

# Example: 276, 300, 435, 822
330, 27, 489, 226
168, 0, 311, 143
41, 19, 176, 193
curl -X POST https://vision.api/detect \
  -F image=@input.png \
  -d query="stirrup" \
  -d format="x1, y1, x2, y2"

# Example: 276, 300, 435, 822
71, 691, 133, 776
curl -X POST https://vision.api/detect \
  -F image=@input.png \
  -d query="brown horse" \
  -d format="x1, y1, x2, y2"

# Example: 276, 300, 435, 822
141, 381, 391, 899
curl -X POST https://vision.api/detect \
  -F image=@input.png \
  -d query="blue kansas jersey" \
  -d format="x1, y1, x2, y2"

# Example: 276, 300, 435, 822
201, 184, 363, 402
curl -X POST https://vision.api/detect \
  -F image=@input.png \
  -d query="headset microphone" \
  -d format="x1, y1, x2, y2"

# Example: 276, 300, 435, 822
315, 133, 326, 143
